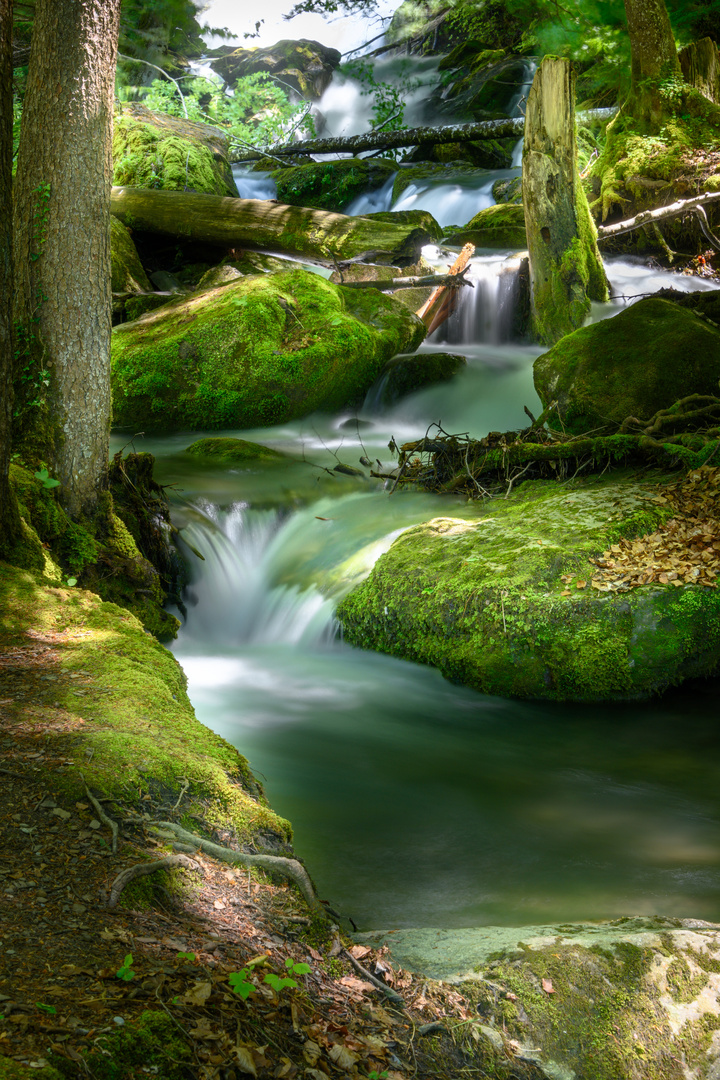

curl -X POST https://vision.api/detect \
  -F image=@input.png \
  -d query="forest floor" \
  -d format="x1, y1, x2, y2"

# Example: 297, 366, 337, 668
0, 630, 527, 1080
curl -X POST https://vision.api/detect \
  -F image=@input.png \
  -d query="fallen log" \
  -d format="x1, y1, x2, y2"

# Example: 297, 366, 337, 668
597, 190, 720, 249
416, 243, 475, 335
110, 185, 439, 265
230, 109, 617, 163
338, 271, 471, 291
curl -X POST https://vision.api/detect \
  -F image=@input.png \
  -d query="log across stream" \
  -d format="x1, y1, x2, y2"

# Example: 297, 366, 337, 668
114, 256, 720, 932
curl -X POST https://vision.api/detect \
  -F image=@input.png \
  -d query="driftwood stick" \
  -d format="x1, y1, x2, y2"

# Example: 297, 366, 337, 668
108, 854, 201, 908
596, 191, 720, 242
341, 948, 405, 1005
416, 243, 475, 334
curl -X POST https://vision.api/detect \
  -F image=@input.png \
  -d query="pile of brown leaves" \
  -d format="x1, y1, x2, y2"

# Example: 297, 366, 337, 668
581, 466, 720, 593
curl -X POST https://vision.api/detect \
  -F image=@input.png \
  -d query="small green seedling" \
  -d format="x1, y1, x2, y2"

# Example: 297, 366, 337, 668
66, 577, 77, 588
228, 969, 255, 1000
263, 958, 312, 993
34, 468, 60, 489
36, 1003, 56, 1015
116, 954, 136, 982
368, 1071, 389, 1079
176, 952, 196, 962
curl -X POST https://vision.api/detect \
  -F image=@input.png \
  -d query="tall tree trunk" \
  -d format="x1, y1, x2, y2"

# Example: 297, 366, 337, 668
13, 0, 120, 518
679, 38, 720, 105
523, 58, 608, 346
0, 0, 21, 555
623, 0, 682, 128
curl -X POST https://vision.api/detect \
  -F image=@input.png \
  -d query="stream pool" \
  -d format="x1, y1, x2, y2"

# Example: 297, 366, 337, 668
113, 256, 720, 933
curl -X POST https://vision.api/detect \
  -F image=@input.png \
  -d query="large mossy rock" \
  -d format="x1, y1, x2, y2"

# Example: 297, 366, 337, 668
271, 158, 396, 213
534, 297, 720, 435
337, 471, 720, 701
357, 917, 720, 1080
113, 104, 238, 197
111, 270, 426, 431
209, 39, 340, 99
372, 351, 467, 407
446, 202, 527, 248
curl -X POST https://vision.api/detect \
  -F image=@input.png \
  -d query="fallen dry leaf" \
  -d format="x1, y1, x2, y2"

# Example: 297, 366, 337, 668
542, 978, 556, 995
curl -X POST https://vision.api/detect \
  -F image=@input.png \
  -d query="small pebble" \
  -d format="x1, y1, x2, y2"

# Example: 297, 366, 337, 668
113, 1017, 125, 1026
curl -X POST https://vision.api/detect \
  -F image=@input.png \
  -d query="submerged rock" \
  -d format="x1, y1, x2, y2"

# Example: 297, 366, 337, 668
534, 296, 720, 435
112, 103, 238, 197
112, 269, 426, 431
337, 471, 720, 701
357, 917, 720, 1080
371, 351, 467, 407
271, 158, 396, 213
446, 202, 527, 248
185, 437, 288, 463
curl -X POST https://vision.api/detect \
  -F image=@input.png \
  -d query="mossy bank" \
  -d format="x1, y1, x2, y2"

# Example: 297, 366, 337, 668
337, 470, 720, 701
0, 559, 291, 850
111, 269, 426, 431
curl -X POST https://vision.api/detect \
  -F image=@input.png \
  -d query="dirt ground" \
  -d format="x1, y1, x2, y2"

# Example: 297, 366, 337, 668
0, 628, 536, 1080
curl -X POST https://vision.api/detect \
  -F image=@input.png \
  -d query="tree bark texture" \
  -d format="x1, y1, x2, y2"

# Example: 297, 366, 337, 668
523, 58, 608, 346
13, 0, 121, 517
110, 186, 437, 265
0, 0, 20, 553
679, 37, 720, 105
623, 0, 682, 128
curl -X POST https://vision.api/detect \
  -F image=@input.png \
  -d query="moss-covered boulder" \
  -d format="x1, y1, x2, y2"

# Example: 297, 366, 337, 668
373, 351, 467, 406
271, 158, 396, 213
110, 216, 151, 293
534, 297, 720, 435
185, 437, 288, 464
337, 470, 720, 701
393, 162, 479, 202
404, 136, 514, 169
113, 103, 238, 197
445, 202, 527, 248
209, 39, 341, 99
359, 208, 443, 243
357, 917, 720, 1080
112, 269, 426, 431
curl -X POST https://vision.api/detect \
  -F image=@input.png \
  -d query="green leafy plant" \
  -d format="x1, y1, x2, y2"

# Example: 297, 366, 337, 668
263, 957, 312, 993
176, 951, 196, 962
35, 1002, 57, 1015
34, 467, 60, 489
228, 968, 256, 1000
368, 1071, 389, 1080
66, 577, 77, 587
116, 953, 136, 982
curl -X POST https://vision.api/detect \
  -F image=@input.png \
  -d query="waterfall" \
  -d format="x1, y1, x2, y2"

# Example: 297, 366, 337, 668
430, 254, 525, 346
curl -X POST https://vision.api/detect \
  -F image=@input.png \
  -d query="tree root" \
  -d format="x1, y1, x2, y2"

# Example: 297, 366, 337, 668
341, 947, 405, 1005
81, 773, 118, 854
140, 820, 324, 913
108, 853, 201, 908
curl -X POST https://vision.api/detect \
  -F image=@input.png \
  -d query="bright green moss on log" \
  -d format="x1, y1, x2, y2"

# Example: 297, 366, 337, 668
534, 297, 720, 435
337, 471, 720, 701
271, 158, 396, 213
113, 104, 238, 197
111, 270, 426, 431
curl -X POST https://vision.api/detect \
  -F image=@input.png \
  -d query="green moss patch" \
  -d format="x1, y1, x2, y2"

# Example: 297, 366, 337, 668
185, 437, 288, 463
445, 201, 527, 248
112, 269, 426, 431
113, 104, 238, 197
271, 158, 396, 213
110, 217, 151, 294
0, 559, 292, 849
337, 470, 720, 701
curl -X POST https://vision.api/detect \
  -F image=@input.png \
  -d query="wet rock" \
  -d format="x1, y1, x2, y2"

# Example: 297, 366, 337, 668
534, 296, 720, 435
112, 270, 426, 431
337, 470, 720, 701
445, 202, 527, 249
372, 351, 467, 407
208, 39, 341, 100
184, 438, 288, 464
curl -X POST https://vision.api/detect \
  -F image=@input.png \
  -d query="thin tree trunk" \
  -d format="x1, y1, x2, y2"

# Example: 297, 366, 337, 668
623, 0, 682, 128
13, 0, 121, 517
0, 0, 20, 555
110, 186, 438, 265
523, 58, 608, 346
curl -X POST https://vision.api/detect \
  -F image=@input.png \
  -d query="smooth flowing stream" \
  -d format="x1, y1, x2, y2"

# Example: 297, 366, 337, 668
119, 249, 720, 933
